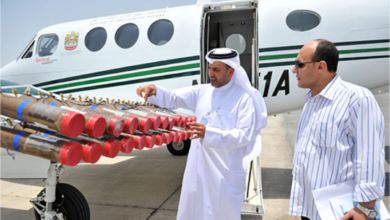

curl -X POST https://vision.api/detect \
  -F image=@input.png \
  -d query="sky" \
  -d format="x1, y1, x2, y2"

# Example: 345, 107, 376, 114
0, 0, 227, 67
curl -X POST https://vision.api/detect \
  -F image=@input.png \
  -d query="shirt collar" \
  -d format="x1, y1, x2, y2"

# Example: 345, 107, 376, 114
305, 74, 341, 101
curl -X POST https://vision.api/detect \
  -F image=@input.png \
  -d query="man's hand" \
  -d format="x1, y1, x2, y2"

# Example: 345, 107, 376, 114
339, 207, 370, 220
187, 122, 206, 139
136, 85, 157, 102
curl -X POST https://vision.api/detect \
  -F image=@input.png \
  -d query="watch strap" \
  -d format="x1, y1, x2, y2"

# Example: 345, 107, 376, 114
357, 203, 377, 219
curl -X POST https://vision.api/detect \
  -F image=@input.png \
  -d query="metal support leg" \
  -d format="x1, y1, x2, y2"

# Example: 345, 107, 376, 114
30, 161, 65, 220
44, 161, 58, 220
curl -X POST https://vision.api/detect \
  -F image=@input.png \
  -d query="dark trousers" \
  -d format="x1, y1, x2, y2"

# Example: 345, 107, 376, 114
301, 217, 310, 220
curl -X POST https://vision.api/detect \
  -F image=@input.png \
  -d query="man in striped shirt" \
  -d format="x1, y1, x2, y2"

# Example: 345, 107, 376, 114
289, 39, 386, 220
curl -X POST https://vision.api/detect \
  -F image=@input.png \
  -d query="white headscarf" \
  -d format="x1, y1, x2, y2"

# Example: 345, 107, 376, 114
206, 48, 268, 170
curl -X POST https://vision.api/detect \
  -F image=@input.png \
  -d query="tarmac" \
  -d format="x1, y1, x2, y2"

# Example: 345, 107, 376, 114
1, 88, 389, 220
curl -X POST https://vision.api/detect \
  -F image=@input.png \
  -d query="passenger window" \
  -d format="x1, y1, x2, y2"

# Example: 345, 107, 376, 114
226, 34, 246, 54
85, 27, 107, 52
148, 19, 174, 46
115, 23, 139, 49
22, 41, 35, 59
286, 10, 321, 32
38, 34, 59, 57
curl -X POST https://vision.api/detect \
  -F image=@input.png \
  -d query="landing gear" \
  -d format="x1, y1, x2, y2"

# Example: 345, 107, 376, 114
167, 139, 191, 156
31, 162, 90, 220
32, 183, 90, 220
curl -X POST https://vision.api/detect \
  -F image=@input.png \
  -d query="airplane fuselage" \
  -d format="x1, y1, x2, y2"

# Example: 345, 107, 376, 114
1, 0, 389, 115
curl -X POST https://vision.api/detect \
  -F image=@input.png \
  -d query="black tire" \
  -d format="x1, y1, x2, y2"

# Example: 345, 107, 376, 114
167, 139, 191, 156
34, 183, 90, 220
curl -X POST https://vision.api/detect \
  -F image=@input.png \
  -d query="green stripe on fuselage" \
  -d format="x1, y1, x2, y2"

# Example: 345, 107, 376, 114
259, 39, 389, 53
34, 55, 200, 87
259, 55, 390, 68
54, 70, 200, 94
260, 47, 390, 61
43, 63, 200, 91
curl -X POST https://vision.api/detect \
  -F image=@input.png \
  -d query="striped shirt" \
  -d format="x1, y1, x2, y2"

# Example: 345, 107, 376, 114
289, 75, 386, 220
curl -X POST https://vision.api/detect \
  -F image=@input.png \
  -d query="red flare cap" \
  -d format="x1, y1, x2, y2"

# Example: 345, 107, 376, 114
103, 139, 120, 158
167, 117, 175, 130
173, 131, 179, 142
124, 115, 139, 134
108, 116, 124, 137
174, 115, 182, 127
170, 131, 177, 143
121, 136, 134, 154
163, 132, 172, 144
159, 116, 169, 129
145, 135, 156, 149
169, 132, 175, 144
182, 130, 188, 140
86, 115, 106, 138
60, 141, 83, 166
139, 117, 151, 133
176, 131, 183, 143
191, 116, 197, 123
182, 116, 188, 124
151, 115, 161, 130
135, 135, 146, 150
181, 116, 188, 127
186, 116, 192, 125
60, 111, 85, 137
155, 134, 164, 146
82, 141, 102, 164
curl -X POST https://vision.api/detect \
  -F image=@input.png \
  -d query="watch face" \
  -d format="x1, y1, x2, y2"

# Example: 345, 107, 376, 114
368, 210, 378, 218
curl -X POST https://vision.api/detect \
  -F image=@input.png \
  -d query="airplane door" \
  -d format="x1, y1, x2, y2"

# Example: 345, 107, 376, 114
200, 1, 265, 216
200, 1, 259, 89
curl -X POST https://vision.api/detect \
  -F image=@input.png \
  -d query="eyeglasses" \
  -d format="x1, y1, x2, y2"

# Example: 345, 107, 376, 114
294, 60, 319, 69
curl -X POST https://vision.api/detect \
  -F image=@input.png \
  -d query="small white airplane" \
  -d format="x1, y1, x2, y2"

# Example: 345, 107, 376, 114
1, 0, 388, 114
0, 0, 388, 219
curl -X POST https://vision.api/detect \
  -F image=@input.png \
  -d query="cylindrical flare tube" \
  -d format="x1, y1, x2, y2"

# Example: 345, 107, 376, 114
120, 136, 134, 154
135, 135, 146, 150
145, 135, 156, 149
0, 126, 83, 166
77, 135, 120, 158
0, 93, 85, 137
12, 123, 102, 164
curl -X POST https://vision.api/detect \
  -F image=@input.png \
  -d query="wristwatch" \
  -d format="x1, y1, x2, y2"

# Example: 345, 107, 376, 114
356, 203, 378, 219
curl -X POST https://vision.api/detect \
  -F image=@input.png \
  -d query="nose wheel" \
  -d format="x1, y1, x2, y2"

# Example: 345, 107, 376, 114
166, 139, 191, 156
32, 183, 90, 220
31, 162, 90, 220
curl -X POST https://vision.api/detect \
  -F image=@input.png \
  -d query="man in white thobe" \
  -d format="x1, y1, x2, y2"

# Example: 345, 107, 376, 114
137, 48, 267, 220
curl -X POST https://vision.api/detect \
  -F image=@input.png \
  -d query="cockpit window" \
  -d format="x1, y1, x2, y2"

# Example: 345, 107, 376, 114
38, 34, 59, 56
22, 41, 35, 59
148, 19, 174, 46
85, 27, 107, 52
115, 23, 139, 49
286, 10, 321, 32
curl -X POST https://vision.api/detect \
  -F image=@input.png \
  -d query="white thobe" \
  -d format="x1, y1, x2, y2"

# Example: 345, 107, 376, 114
148, 79, 259, 220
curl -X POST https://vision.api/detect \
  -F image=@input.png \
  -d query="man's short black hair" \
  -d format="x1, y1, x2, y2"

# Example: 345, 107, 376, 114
312, 39, 339, 73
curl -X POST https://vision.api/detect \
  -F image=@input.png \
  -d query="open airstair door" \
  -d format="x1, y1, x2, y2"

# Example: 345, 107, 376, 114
201, 1, 259, 90
200, 1, 265, 216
